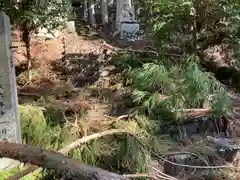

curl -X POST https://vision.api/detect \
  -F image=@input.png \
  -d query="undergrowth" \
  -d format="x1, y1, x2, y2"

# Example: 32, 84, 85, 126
1, 54, 234, 180
114, 54, 232, 122
2, 103, 175, 179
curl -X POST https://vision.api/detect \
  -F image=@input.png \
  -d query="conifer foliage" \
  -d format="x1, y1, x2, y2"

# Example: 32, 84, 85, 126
123, 55, 231, 121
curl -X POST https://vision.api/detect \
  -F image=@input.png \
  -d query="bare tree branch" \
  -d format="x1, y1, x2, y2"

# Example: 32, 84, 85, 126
60, 129, 129, 154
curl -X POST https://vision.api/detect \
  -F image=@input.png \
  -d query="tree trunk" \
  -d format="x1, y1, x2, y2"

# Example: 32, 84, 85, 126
0, 141, 128, 180
21, 23, 32, 81
88, 0, 96, 26
83, 0, 88, 21
191, 19, 197, 56
3, 0, 11, 10
100, 0, 108, 25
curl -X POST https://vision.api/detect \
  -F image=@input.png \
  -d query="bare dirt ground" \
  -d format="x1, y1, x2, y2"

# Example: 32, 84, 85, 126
13, 31, 130, 122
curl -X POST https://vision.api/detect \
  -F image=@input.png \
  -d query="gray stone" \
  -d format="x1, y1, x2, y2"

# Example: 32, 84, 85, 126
0, 11, 21, 169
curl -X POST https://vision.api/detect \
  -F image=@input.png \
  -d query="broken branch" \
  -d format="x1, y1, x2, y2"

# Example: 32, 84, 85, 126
180, 108, 212, 117
0, 140, 128, 180
59, 129, 129, 154
7, 129, 130, 180
100, 41, 182, 57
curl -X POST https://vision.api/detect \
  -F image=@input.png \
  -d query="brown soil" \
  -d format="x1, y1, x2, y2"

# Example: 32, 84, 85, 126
13, 31, 130, 122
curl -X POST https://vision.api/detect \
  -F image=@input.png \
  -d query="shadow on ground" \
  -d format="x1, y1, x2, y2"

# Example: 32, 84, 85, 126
15, 61, 28, 77
72, 19, 103, 40
51, 53, 101, 87
18, 77, 91, 125
50, 52, 132, 118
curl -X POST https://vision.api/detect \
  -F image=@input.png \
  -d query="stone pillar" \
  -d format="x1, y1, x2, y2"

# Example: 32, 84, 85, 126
0, 11, 21, 169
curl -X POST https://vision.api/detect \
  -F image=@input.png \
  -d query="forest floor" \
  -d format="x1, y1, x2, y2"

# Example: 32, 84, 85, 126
11, 27, 240, 179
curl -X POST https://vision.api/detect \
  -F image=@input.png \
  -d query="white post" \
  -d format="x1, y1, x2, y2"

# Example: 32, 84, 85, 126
0, 11, 21, 169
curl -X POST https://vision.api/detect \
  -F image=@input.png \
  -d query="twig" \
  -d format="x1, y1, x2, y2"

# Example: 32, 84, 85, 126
123, 173, 157, 179
152, 152, 236, 170
162, 151, 210, 177
178, 108, 212, 117
127, 134, 238, 171
103, 114, 134, 121
190, 168, 197, 176
59, 129, 129, 154
155, 174, 176, 180
162, 151, 209, 166
7, 129, 130, 180
178, 108, 211, 112
124, 173, 177, 180
152, 167, 179, 180
118, 114, 134, 120
21, 81, 30, 88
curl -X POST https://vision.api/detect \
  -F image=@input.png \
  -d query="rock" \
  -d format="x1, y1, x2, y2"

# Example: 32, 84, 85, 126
207, 136, 240, 161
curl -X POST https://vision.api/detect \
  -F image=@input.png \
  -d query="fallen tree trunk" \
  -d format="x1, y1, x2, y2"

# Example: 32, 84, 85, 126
0, 141, 128, 180
100, 41, 182, 57
7, 129, 129, 180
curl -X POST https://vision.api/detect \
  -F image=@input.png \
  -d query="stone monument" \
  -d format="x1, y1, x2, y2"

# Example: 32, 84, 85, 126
116, 0, 140, 40
0, 11, 21, 169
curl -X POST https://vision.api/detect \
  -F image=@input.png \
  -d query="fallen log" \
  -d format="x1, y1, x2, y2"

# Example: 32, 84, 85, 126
0, 141, 128, 180
7, 129, 129, 180
100, 41, 182, 57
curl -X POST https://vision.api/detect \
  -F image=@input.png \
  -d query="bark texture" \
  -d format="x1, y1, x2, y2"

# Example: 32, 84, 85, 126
0, 141, 128, 180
